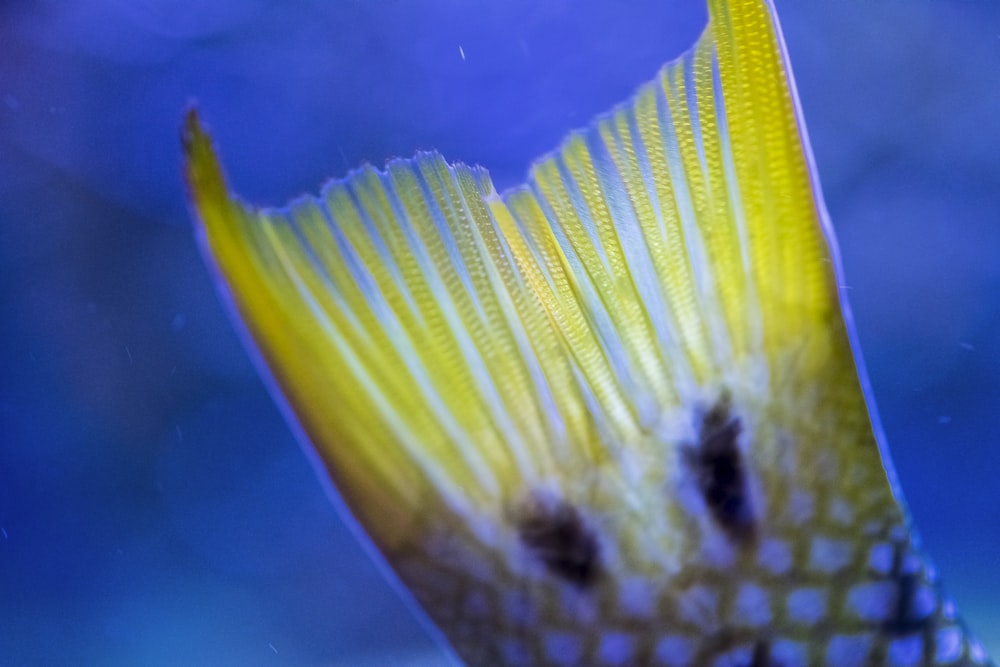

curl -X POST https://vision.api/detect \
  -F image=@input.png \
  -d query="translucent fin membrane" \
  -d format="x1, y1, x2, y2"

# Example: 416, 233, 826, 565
184, 0, 992, 664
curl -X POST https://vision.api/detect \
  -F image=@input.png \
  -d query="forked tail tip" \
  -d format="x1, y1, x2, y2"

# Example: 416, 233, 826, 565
180, 106, 228, 213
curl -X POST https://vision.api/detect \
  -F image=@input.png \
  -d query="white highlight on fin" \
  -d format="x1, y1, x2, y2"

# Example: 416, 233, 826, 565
757, 537, 793, 575
846, 582, 895, 623
654, 635, 695, 667
867, 542, 894, 575
731, 583, 771, 627
772, 640, 808, 667
935, 627, 964, 664
826, 634, 874, 667
618, 575, 657, 619
888, 635, 924, 667
786, 587, 826, 626
597, 632, 637, 666
678, 584, 720, 632
544, 632, 583, 666
808, 536, 853, 573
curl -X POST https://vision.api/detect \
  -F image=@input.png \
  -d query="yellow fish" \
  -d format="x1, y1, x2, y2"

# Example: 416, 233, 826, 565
183, 0, 993, 664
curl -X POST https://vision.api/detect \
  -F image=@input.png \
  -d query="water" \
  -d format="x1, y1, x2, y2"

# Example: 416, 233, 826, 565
1, 0, 998, 663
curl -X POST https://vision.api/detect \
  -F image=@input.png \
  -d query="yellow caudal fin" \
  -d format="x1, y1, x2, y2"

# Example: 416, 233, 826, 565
184, 115, 605, 546
184, 1, 990, 665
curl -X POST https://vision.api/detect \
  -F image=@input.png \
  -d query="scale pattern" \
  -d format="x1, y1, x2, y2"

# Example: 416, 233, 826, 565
183, 0, 993, 664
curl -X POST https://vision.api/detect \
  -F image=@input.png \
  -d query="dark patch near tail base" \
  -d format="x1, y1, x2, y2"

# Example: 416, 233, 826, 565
751, 641, 769, 667
683, 393, 757, 544
882, 540, 935, 636
747, 640, 782, 667
516, 496, 602, 588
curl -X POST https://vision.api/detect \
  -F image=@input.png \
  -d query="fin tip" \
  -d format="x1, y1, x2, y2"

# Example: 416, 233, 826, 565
180, 108, 230, 215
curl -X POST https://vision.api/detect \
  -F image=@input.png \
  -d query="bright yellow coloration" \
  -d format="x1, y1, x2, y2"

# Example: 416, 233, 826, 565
184, 0, 990, 664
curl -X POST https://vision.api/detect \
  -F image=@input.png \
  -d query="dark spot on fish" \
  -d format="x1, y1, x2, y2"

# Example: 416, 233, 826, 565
749, 640, 769, 667
747, 640, 781, 667
683, 393, 757, 544
516, 496, 602, 588
882, 541, 934, 635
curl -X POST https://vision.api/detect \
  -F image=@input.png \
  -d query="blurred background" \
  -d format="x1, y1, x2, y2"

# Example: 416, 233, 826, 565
2, 0, 998, 664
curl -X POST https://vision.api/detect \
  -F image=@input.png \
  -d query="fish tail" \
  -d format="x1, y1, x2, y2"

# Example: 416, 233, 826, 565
183, 0, 992, 664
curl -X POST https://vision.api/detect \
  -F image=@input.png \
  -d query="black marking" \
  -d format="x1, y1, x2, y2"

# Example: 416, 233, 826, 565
749, 640, 774, 667
744, 639, 786, 667
516, 496, 602, 588
882, 541, 935, 635
683, 394, 757, 544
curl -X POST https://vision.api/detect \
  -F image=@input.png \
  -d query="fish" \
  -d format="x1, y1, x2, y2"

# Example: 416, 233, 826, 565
182, 0, 994, 664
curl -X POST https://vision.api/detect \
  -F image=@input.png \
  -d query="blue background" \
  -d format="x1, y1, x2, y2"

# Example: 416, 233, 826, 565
2, 0, 998, 664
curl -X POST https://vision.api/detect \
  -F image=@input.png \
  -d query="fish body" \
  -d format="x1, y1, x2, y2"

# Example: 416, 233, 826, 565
183, 0, 993, 664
